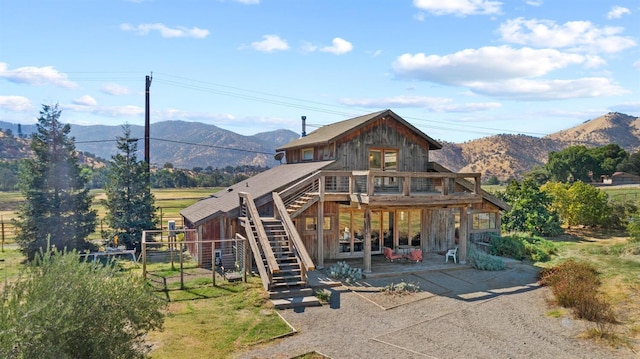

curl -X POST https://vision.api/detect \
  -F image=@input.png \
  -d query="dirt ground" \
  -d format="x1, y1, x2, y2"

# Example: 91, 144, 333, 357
236, 261, 637, 359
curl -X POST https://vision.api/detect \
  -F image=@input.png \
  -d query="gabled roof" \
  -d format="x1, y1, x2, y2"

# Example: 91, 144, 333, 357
276, 109, 442, 152
180, 161, 333, 226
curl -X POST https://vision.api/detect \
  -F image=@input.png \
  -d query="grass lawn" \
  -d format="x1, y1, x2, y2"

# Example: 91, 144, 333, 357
145, 276, 292, 359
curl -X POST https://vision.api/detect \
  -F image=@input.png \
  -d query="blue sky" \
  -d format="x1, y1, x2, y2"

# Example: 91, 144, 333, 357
1, 0, 638, 142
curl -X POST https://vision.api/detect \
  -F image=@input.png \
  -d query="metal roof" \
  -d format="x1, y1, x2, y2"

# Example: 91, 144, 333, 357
180, 160, 333, 226
276, 109, 442, 152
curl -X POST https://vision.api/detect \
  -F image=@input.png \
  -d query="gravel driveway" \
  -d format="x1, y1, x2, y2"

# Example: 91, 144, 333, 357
236, 262, 635, 359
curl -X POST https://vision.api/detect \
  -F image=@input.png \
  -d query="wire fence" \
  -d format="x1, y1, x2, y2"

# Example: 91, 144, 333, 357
141, 229, 249, 291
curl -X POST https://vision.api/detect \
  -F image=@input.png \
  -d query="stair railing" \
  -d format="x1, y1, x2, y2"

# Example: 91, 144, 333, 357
238, 192, 280, 289
272, 192, 315, 283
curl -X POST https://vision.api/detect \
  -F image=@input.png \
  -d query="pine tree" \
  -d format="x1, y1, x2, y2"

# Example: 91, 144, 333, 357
103, 124, 158, 250
14, 104, 97, 259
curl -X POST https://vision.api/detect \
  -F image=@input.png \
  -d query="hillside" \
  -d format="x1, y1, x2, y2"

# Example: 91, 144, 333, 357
0, 120, 300, 169
430, 112, 639, 181
2, 112, 638, 179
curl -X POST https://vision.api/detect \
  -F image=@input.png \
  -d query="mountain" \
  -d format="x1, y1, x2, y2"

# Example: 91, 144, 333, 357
430, 112, 640, 181
0, 120, 300, 169
1, 112, 638, 179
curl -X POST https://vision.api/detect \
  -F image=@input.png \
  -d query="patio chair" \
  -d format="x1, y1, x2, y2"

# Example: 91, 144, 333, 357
445, 247, 458, 263
404, 249, 423, 262
383, 247, 403, 262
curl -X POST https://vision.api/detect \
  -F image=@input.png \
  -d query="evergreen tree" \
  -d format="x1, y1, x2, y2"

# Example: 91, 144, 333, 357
13, 104, 97, 259
103, 125, 157, 250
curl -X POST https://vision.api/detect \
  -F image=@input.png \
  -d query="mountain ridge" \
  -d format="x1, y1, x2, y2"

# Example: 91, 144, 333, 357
1, 112, 638, 180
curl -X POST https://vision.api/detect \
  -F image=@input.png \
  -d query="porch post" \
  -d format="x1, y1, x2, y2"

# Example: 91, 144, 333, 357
459, 206, 468, 264
363, 208, 371, 273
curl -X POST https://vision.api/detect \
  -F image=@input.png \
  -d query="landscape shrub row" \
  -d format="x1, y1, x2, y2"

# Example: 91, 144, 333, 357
489, 233, 557, 262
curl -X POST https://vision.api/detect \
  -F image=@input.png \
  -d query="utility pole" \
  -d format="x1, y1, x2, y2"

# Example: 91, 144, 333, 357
145, 73, 152, 175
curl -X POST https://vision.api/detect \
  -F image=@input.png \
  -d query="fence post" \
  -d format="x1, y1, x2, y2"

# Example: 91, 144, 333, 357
212, 241, 216, 287
179, 242, 184, 290
142, 231, 147, 279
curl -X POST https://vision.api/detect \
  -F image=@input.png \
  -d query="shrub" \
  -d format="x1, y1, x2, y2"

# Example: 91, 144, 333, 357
381, 281, 420, 296
327, 261, 362, 283
490, 233, 557, 262
627, 215, 640, 243
468, 245, 506, 271
489, 235, 525, 260
539, 260, 616, 323
0, 248, 166, 359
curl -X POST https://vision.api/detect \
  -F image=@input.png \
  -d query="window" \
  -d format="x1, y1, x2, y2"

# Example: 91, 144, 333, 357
302, 148, 313, 161
472, 212, 497, 230
369, 149, 397, 171
305, 217, 331, 231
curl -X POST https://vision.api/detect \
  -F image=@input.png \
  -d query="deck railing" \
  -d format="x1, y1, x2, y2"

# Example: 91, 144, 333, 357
314, 170, 481, 198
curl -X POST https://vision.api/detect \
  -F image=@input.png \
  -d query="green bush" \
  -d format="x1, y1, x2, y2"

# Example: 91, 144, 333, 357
0, 248, 166, 359
489, 235, 525, 260
468, 245, 506, 271
627, 215, 640, 243
490, 233, 557, 262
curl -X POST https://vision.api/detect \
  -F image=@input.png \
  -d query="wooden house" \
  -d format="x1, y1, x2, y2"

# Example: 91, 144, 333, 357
180, 110, 508, 293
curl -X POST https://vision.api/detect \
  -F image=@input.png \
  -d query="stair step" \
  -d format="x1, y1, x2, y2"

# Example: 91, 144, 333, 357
271, 295, 321, 310
269, 287, 313, 299
271, 280, 307, 288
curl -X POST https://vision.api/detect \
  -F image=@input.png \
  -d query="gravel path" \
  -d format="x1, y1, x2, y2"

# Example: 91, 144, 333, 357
236, 262, 635, 359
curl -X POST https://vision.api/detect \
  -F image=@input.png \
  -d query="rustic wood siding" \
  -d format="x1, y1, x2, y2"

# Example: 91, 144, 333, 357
424, 208, 456, 252
331, 117, 431, 171
298, 201, 339, 261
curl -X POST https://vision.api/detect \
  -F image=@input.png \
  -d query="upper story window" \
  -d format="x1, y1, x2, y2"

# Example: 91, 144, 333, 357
369, 149, 397, 171
301, 148, 313, 161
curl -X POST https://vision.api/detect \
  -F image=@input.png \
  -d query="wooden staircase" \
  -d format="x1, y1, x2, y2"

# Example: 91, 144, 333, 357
240, 192, 319, 310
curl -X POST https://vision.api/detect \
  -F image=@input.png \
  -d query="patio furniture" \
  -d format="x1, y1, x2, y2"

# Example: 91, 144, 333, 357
445, 247, 458, 263
383, 247, 403, 262
404, 249, 423, 262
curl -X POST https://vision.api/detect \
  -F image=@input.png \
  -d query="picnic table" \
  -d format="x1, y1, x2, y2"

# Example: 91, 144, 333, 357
80, 248, 137, 266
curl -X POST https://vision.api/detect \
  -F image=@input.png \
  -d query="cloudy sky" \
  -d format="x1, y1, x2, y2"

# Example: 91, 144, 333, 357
1, 0, 638, 142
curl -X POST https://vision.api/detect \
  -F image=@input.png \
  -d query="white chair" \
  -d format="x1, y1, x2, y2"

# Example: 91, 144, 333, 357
445, 247, 458, 263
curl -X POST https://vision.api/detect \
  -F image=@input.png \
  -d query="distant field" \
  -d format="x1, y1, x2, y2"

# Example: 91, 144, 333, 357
0, 188, 222, 245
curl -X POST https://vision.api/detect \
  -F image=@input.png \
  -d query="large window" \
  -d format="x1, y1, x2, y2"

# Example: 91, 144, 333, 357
369, 149, 397, 171
472, 212, 497, 230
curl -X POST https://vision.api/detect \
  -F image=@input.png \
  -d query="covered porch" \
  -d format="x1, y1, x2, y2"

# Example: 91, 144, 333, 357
319, 252, 467, 279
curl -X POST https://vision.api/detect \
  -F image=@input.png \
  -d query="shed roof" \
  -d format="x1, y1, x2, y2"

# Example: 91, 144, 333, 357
180, 160, 333, 226
276, 109, 442, 152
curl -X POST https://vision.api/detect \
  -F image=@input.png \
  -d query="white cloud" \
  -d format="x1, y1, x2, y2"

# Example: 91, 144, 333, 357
414, 12, 425, 21
468, 77, 628, 100
524, 0, 543, 6
607, 6, 630, 19
120, 23, 209, 39
0, 62, 77, 88
499, 18, 636, 53
320, 38, 353, 55
339, 95, 501, 112
233, 0, 260, 4
633, 59, 640, 69
413, 0, 502, 16
251, 35, 289, 52
392, 46, 589, 84
101, 83, 131, 96
62, 103, 143, 117
72, 95, 97, 106
0, 96, 33, 112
